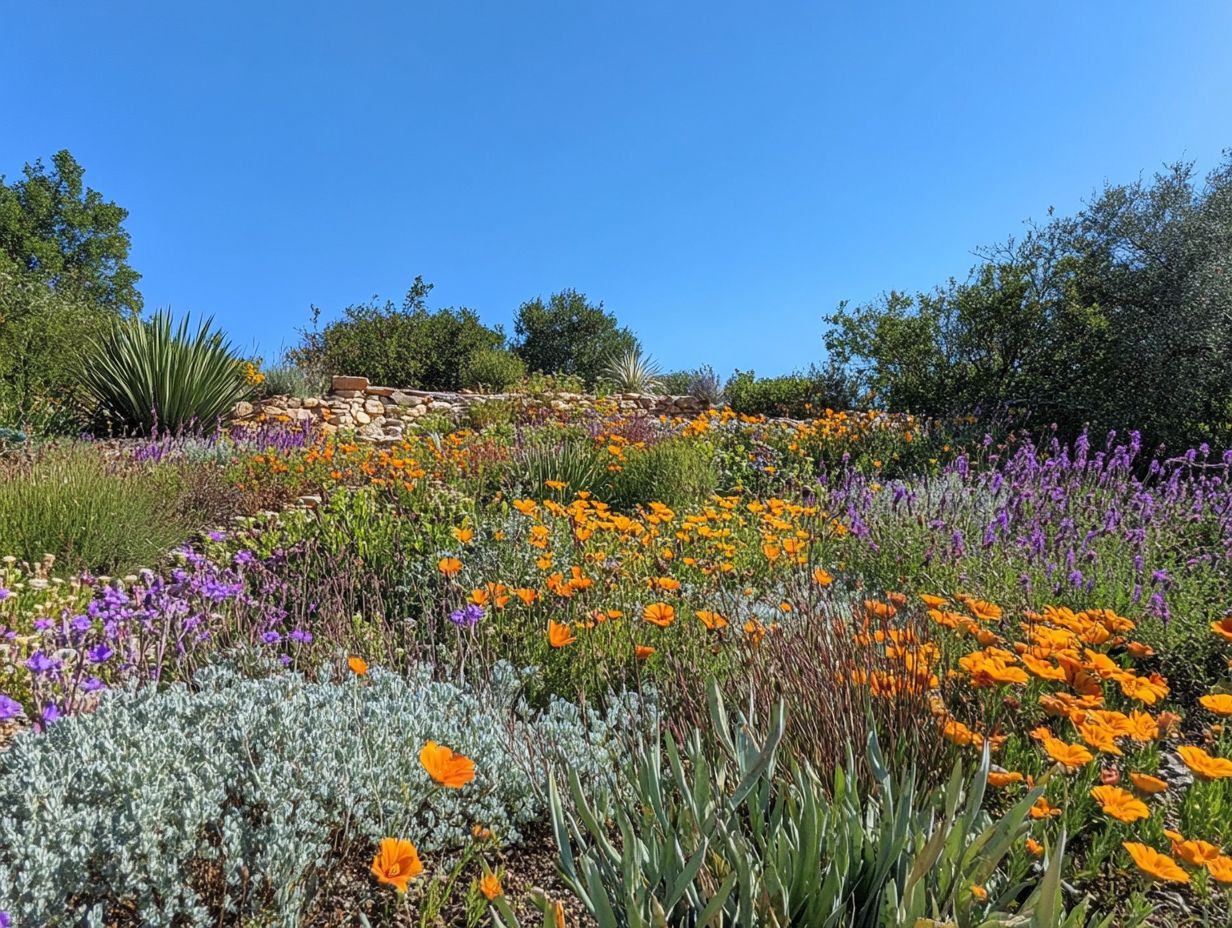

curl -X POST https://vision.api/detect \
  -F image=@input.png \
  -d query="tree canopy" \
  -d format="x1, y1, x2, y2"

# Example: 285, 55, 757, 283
0, 150, 141, 314
825, 153, 1232, 450
512, 289, 638, 387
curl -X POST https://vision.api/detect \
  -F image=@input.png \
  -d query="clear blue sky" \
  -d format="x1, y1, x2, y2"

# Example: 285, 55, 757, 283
4, 2, 1230, 377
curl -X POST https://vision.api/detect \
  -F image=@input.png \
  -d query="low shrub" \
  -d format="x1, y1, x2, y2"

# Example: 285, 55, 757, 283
724, 365, 855, 419
660, 364, 724, 404
0, 662, 646, 926
607, 436, 717, 511
462, 349, 527, 393
257, 362, 322, 398
0, 444, 201, 576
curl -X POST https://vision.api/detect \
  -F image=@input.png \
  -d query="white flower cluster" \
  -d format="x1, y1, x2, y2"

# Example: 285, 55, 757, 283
0, 662, 644, 927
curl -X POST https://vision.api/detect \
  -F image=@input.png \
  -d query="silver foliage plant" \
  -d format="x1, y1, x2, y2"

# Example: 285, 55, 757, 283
0, 662, 646, 927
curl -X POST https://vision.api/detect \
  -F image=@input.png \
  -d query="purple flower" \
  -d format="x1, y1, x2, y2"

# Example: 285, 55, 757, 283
0, 694, 23, 720
0, 587, 9, 601
449, 604, 485, 627
41, 703, 61, 724
0, 909, 11, 927
81, 676, 106, 693
261, 630, 282, 644
87, 643, 114, 664
289, 628, 313, 644
233, 549, 255, 566
208, 530, 227, 542
25, 651, 56, 674
33, 618, 52, 631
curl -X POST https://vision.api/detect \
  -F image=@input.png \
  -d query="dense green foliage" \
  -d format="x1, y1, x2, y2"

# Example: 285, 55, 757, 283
528, 683, 1098, 928
0, 150, 141, 314
0, 270, 113, 432
292, 276, 504, 391
78, 310, 250, 434
660, 365, 724, 403
512, 288, 638, 386
0, 445, 205, 575
724, 365, 854, 418
462, 347, 527, 392
0, 151, 140, 432
826, 154, 1232, 449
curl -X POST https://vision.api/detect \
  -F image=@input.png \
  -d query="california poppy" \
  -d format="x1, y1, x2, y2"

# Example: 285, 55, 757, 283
1123, 842, 1189, 883
348, 656, 369, 676
643, 602, 675, 627
419, 741, 476, 788
1178, 745, 1232, 780
1090, 785, 1150, 823
479, 871, 503, 899
371, 837, 424, 892
1200, 694, 1232, 716
547, 620, 576, 648
695, 609, 728, 630
634, 645, 655, 660
438, 557, 463, 577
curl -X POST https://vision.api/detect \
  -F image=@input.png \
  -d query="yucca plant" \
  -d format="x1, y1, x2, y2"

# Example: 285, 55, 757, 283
491, 682, 1107, 928
78, 310, 251, 434
602, 347, 663, 394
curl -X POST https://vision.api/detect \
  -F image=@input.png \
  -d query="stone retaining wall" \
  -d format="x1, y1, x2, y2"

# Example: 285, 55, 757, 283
228, 375, 710, 443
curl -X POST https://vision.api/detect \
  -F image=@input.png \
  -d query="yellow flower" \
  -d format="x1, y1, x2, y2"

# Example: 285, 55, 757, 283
1206, 855, 1232, 883
371, 837, 423, 892
1041, 736, 1093, 768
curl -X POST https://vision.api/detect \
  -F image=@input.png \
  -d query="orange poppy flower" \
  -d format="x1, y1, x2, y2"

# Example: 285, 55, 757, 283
438, 557, 463, 577
1178, 745, 1232, 780
812, 567, 834, 586
451, 527, 474, 544
643, 602, 676, 627
1129, 772, 1168, 794
1212, 617, 1232, 642
695, 609, 728, 630
1200, 694, 1232, 716
419, 741, 476, 788
1206, 856, 1232, 883
987, 770, 1024, 787
371, 837, 424, 892
479, 871, 503, 899
634, 645, 656, 660
1029, 796, 1063, 819
1042, 736, 1094, 768
1090, 785, 1150, 823
920, 593, 947, 608
514, 587, 537, 605
348, 656, 369, 676
1164, 833, 1221, 867
864, 600, 897, 620
547, 620, 576, 648
1026, 837, 1044, 857
1123, 842, 1189, 883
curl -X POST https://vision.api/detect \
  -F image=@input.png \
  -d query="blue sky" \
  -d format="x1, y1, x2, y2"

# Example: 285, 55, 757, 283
4, 2, 1230, 378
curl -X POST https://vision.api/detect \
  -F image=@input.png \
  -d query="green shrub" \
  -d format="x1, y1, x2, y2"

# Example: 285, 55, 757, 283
462, 348, 527, 392
77, 310, 250, 434
661, 364, 724, 403
520, 682, 1102, 928
512, 288, 638, 387
465, 399, 515, 431
291, 277, 504, 391
0, 444, 197, 575
607, 437, 717, 511
258, 362, 321, 398
506, 430, 604, 499
521, 370, 588, 396
724, 365, 853, 418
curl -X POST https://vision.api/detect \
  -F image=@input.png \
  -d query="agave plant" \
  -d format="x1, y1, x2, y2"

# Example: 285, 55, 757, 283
489, 682, 1107, 928
602, 347, 663, 394
78, 310, 251, 434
